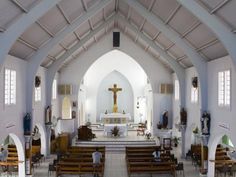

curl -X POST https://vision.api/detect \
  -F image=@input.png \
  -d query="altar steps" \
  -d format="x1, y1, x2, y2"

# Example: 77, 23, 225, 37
74, 140, 156, 152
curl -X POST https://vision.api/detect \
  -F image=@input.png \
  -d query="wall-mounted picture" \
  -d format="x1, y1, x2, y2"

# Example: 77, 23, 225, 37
72, 111, 76, 118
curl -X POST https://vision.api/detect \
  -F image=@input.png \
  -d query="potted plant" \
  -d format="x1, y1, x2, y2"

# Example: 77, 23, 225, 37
172, 136, 180, 147
193, 126, 199, 134
111, 126, 120, 137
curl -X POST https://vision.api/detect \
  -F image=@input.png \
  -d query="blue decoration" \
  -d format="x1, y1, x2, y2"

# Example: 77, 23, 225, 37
23, 113, 32, 135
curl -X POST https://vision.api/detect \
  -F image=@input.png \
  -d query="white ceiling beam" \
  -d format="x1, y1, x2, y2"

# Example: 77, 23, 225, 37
17, 37, 38, 50
115, 0, 119, 12
181, 20, 201, 38
178, 0, 236, 71
148, 0, 155, 11
57, 4, 71, 24
35, 21, 54, 37
0, 0, 61, 71
118, 15, 186, 107
165, 4, 181, 24
210, 0, 231, 14
45, 16, 115, 106
88, 19, 94, 30
11, 0, 28, 13
25, 0, 113, 112
125, 0, 208, 110
196, 39, 218, 52
81, 0, 88, 11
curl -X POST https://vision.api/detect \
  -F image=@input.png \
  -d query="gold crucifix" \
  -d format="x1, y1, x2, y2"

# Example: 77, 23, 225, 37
108, 84, 122, 112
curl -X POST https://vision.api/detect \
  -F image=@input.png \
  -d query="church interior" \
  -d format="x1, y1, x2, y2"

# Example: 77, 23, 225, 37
0, 0, 236, 177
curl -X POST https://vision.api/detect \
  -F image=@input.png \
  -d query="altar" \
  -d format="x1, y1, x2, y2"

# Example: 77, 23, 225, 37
100, 113, 131, 137
100, 113, 131, 124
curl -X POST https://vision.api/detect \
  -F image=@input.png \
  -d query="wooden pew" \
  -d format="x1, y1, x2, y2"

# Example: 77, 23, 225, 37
127, 161, 176, 177
56, 162, 104, 177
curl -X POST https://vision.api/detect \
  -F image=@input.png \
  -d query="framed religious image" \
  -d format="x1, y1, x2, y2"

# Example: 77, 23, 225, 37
72, 111, 76, 118
72, 101, 77, 107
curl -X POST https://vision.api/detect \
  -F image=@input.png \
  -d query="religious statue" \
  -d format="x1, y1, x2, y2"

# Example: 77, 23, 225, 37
45, 105, 52, 124
162, 111, 168, 129
201, 111, 211, 135
108, 84, 122, 113
180, 107, 187, 125
23, 113, 32, 135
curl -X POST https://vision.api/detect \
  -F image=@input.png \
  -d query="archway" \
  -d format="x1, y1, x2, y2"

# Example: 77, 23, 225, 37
96, 70, 134, 122
80, 49, 151, 126
8, 133, 25, 177
208, 133, 235, 177
34, 123, 47, 156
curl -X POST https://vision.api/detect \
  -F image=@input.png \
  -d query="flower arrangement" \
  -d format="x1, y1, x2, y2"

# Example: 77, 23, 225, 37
111, 126, 120, 137
145, 130, 151, 139
192, 126, 199, 134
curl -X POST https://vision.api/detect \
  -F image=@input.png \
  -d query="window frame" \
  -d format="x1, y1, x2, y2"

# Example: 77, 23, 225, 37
35, 86, 41, 102
190, 86, 198, 104
52, 79, 57, 100
174, 79, 179, 101
4, 68, 16, 106
218, 69, 231, 108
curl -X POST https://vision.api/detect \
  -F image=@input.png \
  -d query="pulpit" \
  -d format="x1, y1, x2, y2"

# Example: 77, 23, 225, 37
78, 126, 95, 140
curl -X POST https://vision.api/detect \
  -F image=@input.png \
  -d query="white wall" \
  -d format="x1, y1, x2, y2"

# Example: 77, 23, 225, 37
96, 71, 134, 121
33, 67, 46, 126
59, 31, 172, 128
0, 55, 27, 143
207, 56, 236, 144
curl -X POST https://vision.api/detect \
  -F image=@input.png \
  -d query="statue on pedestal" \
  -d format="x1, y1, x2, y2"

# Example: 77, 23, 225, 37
180, 108, 187, 125
162, 111, 168, 129
201, 111, 211, 135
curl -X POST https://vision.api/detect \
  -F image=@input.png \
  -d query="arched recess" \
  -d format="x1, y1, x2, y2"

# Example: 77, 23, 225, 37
8, 133, 25, 177
62, 96, 72, 119
96, 70, 134, 121
81, 49, 151, 125
208, 133, 235, 177
35, 123, 47, 156
47, 34, 172, 131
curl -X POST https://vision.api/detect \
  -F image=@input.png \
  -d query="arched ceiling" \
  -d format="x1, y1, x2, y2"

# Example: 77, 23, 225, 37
1, 0, 234, 72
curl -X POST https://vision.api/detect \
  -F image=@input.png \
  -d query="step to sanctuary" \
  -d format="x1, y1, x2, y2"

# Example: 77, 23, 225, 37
73, 139, 156, 152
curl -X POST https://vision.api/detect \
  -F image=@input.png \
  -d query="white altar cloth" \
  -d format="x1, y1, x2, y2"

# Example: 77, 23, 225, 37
100, 113, 131, 124
104, 124, 128, 137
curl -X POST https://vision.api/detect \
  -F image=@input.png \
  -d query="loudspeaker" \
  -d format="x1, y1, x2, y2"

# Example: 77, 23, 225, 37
113, 32, 120, 47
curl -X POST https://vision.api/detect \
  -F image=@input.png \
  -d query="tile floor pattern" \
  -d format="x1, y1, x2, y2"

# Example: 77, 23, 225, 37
31, 150, 201, 177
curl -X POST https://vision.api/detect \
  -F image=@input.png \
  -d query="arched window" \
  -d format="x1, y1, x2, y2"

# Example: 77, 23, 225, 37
62, 96, 72, 119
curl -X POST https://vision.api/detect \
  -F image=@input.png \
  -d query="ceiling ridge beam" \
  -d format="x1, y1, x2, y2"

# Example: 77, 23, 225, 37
0, 0, 61, 71
25, 0, 113, 112
45, 16, 115, 106
118, 15, 186, 107
124, 0, 208, 110
178, 0, 236, 69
